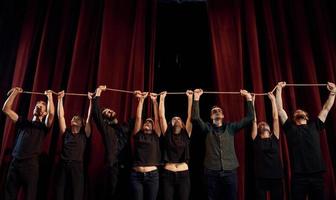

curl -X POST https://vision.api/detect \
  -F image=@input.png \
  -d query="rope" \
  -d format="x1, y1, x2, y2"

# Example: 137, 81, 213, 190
6, 83, 329, 97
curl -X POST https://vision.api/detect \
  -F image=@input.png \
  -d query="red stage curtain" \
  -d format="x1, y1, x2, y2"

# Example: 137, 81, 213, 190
207, 0, 336, 199
0, 0, 156, 199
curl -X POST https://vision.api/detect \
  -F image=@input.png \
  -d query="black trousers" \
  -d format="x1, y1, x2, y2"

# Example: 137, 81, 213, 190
255, 178, 283, 200
291, 173, 325, 200
5, 158, 39, 200
103, 164, 119, 200
161, 169, 190, 200
130, 170, 159, 200
56, 160, 84, 200
204, 168, 237, 200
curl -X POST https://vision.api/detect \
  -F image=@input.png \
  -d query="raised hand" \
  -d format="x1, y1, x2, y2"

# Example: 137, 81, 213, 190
240, 89, 252, 101
58, 91, 65, 99
327, 82, 336, 94
193, 89, 203, 101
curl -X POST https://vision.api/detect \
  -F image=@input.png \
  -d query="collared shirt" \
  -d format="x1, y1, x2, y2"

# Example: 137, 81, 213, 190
192, 100, 254, 170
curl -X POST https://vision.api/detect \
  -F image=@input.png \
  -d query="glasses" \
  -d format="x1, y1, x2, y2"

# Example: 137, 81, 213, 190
211, 108, 222, 114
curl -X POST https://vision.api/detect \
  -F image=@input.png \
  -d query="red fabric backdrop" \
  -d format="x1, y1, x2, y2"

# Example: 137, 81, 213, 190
0, 0, 335, 199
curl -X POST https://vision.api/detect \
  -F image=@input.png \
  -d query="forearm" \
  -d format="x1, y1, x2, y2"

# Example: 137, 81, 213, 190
57, 99, 64, 118
323, 93, 335, 111
2, 92, 18, 112
187, 96, 192, 121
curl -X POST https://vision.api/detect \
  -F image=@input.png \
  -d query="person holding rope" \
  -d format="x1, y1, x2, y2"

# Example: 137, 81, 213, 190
191, 88, 254, 200
2, 87, 55, 200
251, 92, 283, 200
130, 91, 161, 200
91, 85, 131, 200
55, 91, 92, 200
276, 81, 336, 200
158, 90, 193, 200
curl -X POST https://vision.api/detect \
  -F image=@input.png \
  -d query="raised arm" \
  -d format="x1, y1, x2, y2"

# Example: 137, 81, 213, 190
159, 91, 168, 135
92, 85, 107, 133
268, 92, 280, 139
251, 94, 257, 140
150, 93, 161, 137
275, 82, 288, 125
57, 91, 66, 134
85, 92, 93, 138
2, 87, 22, 122
318, 82, 336, 123
133, 91, 147, 135
45, 90, 55, 128
230, 90, 254, 132
191, 89, 209, 133
186, 90, 193, 136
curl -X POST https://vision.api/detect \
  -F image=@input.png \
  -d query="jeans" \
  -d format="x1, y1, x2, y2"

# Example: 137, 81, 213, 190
5, 158, 39, 200
291, 172, 325, 200
204, 168, 237, 200
161, 169, 190, 200
130, 170, 159, 200
55, 160, 84, 200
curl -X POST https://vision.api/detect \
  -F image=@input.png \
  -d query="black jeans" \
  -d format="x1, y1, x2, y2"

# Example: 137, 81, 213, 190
204, 168, 237, 200
56, 160, 84, 200
130, 169, 159, 200
255, 178, 283, 200
161, 169, 190, 200
291, 173, 325, 200
5, 158, 39, 200
103, 164, 119, 200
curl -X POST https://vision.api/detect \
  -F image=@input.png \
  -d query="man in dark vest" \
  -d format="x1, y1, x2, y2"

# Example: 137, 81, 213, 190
191, 88, 254, 200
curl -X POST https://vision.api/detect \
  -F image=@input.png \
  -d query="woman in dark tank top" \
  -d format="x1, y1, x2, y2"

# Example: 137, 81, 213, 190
56, 91, 92, 200
159, 90, 193, 200
130, 91, 161, 200
251, 92, 284, 200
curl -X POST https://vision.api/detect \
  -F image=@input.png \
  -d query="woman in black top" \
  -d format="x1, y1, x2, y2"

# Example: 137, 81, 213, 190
251, 92, 283, 200
131, 91, 161, 200
159, 90, 193, 200
56, 91, 92, 200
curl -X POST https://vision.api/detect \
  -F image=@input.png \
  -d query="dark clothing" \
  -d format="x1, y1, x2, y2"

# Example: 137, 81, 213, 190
103, 164, 119, 199
192, 100, 254, 170
162, 125, 190, 164
133, 131, 161, 167
130, 170, 159, 200
92, 96, 130, 166
255, 178, 283, 200
5, 158, 39, 200
282, 118, 326, 174
61, 129, 88, 162
92, 96, 131, 199
253, 134, 283, 179
12, 117, 49, 159
291, 173, 325, 200
161, 169, 190, 200
56, 160, 84, 200
204, 169, 237, 200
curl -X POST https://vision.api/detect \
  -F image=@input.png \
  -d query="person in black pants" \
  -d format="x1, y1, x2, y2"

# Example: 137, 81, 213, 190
130, 91, 161, 200
276, 81, 336, 200
91, 85, 131, 200
2, 87, 55, 200
251, 92, 283, 200
192, 88, 254, 200
55, 91, 92, 200
158, 90, 193, 200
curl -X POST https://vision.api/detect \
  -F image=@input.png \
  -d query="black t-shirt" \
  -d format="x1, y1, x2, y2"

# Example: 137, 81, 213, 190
162, 125, 190, 163
283, 118, 326, 174
132, 131, 161, 167
61, 128, 88, 162
12, 117, 49, 159
253, 134, 283, 179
